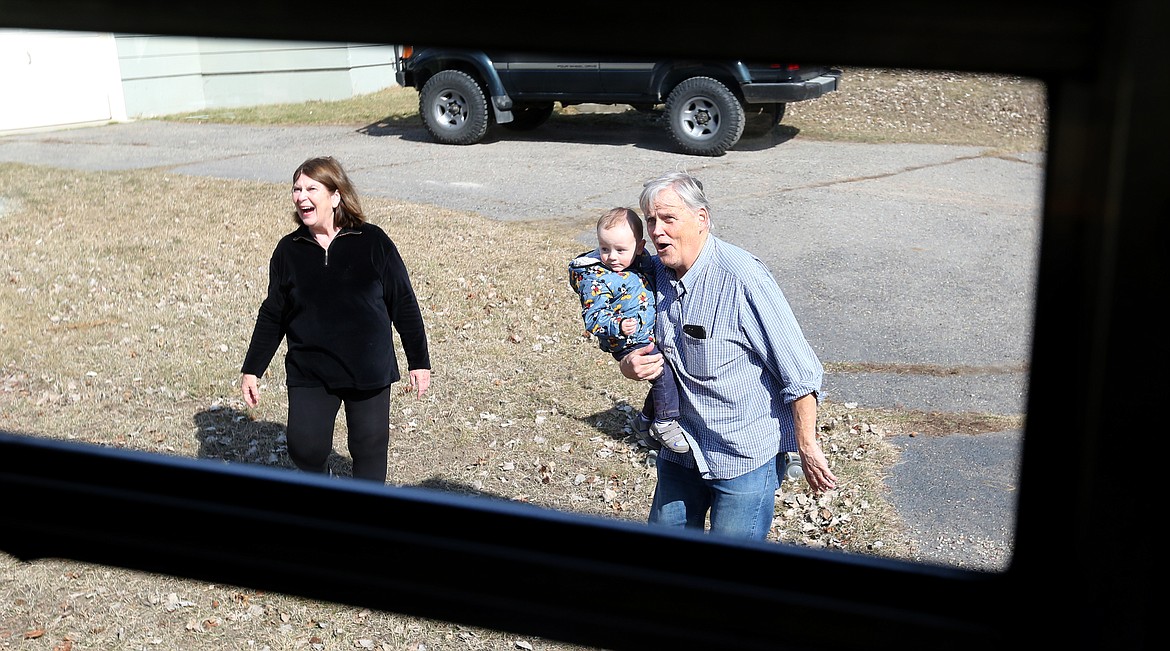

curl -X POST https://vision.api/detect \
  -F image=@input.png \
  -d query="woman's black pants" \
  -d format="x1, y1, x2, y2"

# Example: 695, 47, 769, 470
286, 385, 391, 482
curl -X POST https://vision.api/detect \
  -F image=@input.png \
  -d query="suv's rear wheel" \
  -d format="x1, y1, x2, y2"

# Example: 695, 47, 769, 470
418, 70, 490, 145
501, 102, 554, 131
665, 77, 745, 156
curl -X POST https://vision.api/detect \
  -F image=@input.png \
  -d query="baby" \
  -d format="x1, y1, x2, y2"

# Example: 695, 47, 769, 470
568, 207, 689, 453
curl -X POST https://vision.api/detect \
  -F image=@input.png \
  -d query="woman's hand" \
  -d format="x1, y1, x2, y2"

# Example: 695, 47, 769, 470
240, 373, 260, 408
408, 369, 431, 398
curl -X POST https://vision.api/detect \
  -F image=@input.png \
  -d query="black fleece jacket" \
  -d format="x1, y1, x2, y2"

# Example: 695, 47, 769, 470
241, 222, 430, 390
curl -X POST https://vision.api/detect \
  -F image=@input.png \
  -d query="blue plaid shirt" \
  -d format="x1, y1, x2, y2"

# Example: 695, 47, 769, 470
648, 235, 823, 479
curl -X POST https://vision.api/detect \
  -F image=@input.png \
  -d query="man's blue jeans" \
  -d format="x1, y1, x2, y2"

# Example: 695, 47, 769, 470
648, 456, 779, 541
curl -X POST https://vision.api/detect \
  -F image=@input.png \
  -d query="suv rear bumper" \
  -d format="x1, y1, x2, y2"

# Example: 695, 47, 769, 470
742, 70, 842, 103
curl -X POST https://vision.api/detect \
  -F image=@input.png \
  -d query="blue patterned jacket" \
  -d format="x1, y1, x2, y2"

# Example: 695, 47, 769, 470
568, 250, 656, 357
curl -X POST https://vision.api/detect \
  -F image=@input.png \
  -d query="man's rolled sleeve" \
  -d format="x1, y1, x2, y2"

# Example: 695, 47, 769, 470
740, 267, 823, 404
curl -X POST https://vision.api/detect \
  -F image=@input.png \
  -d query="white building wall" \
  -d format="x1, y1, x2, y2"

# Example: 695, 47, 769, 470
0, 30, 127, 133
116, 36, 399, 118
115, 35, 209, 117
0, 30, 399, 133
348, 42, 403, 95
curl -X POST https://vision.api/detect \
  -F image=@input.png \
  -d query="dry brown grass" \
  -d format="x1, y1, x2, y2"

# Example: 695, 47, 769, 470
0, 163, 914, 651
1, 67, 1040, 650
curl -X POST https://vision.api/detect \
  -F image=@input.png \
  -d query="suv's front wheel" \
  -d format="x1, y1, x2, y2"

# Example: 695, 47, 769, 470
418, 70, 490, 145
665, 77, 745, 156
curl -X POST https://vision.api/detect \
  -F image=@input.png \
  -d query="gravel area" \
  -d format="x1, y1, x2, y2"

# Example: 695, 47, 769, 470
787, 66, 1048, 151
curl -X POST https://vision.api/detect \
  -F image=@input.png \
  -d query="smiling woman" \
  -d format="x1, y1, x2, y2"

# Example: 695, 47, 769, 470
239, 156, 432, 483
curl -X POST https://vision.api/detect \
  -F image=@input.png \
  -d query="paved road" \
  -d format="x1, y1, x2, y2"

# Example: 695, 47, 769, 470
0, 117, 1039, 569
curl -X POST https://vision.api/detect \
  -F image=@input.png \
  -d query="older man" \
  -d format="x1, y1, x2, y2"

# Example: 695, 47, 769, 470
621, 171, 836, 540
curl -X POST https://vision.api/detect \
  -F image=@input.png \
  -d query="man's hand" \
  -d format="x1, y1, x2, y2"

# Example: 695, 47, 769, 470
792, 393, 837, 492
798, 446, 838, 493
619, 343, 663, 381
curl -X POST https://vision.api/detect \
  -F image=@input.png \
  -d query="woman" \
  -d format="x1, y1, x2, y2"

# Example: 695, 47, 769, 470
240, 156, 431, 482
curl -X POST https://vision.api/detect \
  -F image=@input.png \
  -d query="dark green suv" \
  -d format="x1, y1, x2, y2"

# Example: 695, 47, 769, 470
395, 47, 841, 157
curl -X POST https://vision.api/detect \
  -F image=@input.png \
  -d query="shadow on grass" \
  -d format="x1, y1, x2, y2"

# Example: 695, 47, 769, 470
576, 393, 662, 457
190, 406, 572, 505
192, 406, 353, 477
